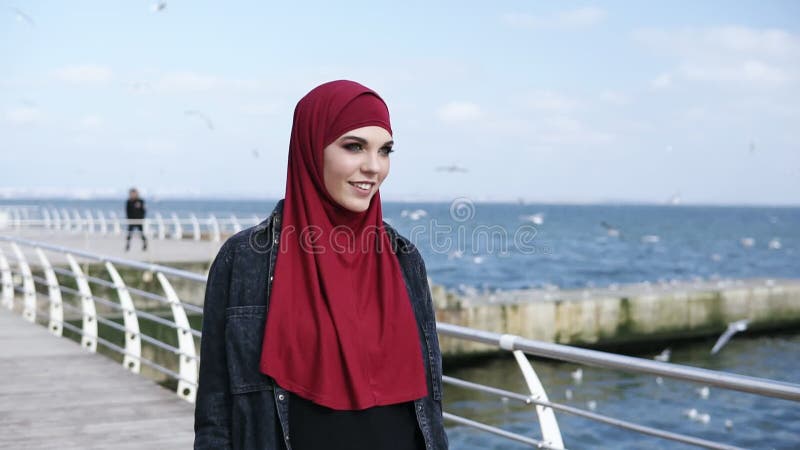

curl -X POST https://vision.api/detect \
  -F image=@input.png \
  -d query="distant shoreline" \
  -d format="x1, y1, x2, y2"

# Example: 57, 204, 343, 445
1, 196, 799, 208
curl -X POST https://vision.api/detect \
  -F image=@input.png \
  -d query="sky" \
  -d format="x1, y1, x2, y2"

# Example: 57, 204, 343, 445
2, 1, 799, 205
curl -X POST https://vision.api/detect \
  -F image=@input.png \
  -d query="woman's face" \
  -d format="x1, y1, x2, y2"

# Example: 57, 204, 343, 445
323, 126, 393, 213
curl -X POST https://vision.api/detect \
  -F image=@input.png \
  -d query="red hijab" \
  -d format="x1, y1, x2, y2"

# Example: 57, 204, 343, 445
259, 80, 428, 410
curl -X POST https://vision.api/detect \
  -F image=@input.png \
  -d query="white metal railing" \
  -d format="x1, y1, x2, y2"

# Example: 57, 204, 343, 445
1, 235, 799, 449
0, 205, 262, 243
0, 236, 204, 403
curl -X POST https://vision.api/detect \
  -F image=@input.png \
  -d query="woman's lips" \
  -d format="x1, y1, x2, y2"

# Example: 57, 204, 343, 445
348, 181, 375, 197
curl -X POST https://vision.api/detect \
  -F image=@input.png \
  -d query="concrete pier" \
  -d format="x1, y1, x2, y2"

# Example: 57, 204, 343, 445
431, 278, 800, 357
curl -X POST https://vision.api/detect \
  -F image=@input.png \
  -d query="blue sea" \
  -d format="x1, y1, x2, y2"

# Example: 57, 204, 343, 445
5, 198, 798, 292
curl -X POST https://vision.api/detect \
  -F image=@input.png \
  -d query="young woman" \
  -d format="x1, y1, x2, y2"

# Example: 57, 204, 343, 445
194, 80, 449, 450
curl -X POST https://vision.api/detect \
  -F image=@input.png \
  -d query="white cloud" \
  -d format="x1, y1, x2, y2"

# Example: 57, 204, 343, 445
501, 7, 606, 30
78, 114, 104, 130
437, 101, 483, 122
54, 64, 113, 84
520, 90, 580, 112
5, 106, 41, 124
651, 73, 673, 89
635, 26, 800, 87
154, 71, 261, 93
680, 60, 792, 84
634, 26, 800, 60
598, 90, 630, 105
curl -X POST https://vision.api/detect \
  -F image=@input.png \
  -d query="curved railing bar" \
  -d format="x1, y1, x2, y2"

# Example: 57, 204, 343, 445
511, 349, 564, 449
65, 253, 98, 352
35, 247, 63, 336
189, 214, 201, 241
437, 323, 800, 402
105, 261, 141, 373
71, 210, 82, 232
171, 213, 183, 240
207, 215, 220, 242
10, 243, 37, 322
97, 210, 108, 234
108, 211, 121, 235
155, 213, 166, 240
0, 248, 14, 310
42, 209, 52, 230
156, 272, 198, 402
84, 209, 94, 234
51, 208, 61, 230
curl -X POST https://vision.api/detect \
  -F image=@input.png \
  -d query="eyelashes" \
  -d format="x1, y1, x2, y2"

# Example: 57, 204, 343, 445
343, 143, 394, 156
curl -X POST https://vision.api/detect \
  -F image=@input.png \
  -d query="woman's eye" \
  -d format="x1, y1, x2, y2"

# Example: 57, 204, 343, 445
380, 147, 394, 156
344, 143, 364, 152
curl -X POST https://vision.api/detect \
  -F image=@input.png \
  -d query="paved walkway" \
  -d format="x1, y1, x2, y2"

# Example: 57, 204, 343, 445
0, 308, 194, 449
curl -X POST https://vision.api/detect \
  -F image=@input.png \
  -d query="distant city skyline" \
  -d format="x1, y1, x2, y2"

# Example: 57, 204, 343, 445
2, 1, 799, 205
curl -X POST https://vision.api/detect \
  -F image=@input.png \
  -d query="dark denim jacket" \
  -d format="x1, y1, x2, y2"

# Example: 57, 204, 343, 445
194, 199, 449, 450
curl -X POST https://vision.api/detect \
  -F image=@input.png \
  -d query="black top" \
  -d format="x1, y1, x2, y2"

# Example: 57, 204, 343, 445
126, 199, 146, 219
288, 392, 425, 450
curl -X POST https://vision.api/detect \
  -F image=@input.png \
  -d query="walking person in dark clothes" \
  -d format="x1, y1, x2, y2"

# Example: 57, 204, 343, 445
125, 188, 148, 251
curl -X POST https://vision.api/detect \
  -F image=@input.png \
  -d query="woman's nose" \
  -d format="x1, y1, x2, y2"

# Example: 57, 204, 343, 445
361, 151, 380, 173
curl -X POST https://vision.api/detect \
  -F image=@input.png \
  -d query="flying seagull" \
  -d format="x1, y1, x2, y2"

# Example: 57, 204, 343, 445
601, 221, 620, 237
711, 319, 749, 355
151, 1, 167, 13
11, 7, 35, 26
185, 110, 214, 130
435, 164, 468, 173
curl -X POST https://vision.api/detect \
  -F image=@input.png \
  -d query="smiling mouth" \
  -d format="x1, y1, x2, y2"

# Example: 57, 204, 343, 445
348, 181, 375, 192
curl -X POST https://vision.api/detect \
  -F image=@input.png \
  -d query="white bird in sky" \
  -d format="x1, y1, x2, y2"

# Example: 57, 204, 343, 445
151, 1, 167, 13
711, 319, 749, 355
601, 221, 620, 237
11, 7, 35, 26
185, 110, 214, 130
435, 164, 468, 173
571, 368, 583, 383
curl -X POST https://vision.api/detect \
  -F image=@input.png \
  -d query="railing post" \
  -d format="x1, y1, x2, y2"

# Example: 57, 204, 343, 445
208, 215, 220, 243
97, 210, 108, 235
171, 213, 183, 240
13, 208, 22, 230
189, 214, 201, 241
0, 248, 13, 310
109, 211, 122, 235
71, 209, 82, 233
512, 349, 565, 449
155, 213, 166, 240
66, 253, 98, 352
52, 208, 62, 230
156, 272, 198, 403
230, 214, 241, 233
143, 218, 151, 239
105, 261, 141, 373
10, 243, 37, 323
60, 208, 71, 231
84, 209, 95, 234
35, 248, 63, 336
42, 209, 52, 230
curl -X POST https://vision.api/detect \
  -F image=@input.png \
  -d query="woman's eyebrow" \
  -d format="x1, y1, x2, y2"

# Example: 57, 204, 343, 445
340, 135, 394, 146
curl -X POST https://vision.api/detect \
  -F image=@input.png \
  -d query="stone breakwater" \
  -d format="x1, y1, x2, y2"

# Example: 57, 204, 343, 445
430, 278, 800, 357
